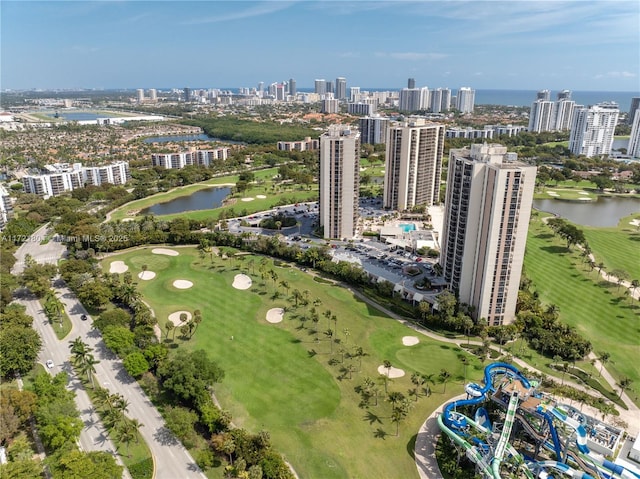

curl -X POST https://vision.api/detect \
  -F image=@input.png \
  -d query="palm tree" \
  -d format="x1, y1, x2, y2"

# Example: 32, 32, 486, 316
80, 353, 100, 388
383, 360, 392, 378
291, 289, 303, 308
115, 420, 137, 458
631, 279, 639, 300
192, 312, 202, 335
141, 264, 148, 279
598, 352, 610, 377
353, 346, 366, 371
460, 356, 470, 382
165, 321, 175, 340
179, 312, 188, 324
324, 329, 334, 353
279, 280, 290, 296
617, 377, 632, 399
439, 369, 451, 393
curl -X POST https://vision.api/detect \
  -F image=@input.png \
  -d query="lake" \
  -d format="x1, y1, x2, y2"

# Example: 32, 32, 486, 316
141, 186, 232, 216
533, 196, 640, 227
143, 134, 243, 144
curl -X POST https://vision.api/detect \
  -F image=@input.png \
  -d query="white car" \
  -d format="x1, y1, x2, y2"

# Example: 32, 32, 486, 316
45, 360, 54, 369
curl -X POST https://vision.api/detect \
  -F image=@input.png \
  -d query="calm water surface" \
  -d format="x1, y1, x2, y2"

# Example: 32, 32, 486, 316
533, 196, 640, 227
141, 187, 231, 216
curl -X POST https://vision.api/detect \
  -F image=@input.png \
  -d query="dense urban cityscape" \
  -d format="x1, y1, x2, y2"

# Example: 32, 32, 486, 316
1, 1, 639, 479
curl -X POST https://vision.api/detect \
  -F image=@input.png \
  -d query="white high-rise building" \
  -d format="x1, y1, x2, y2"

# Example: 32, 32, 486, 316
537, 89, 551, 101
149, 89, 157, 102
456, 87, 475, 113
399, 88, 425, 112
528, 100, 555, 132
136, 89, 145, 103
319, 126, 360, 239
569, 103, 620, 157
383, 118, 445, 211
0, 184, 13, 231
440, 144, 537, 326
553, 98, 576, 131
350, 87, 361, 102
430, 88, 451, 113
359, 115, 389, 145
627, 108, 640, 158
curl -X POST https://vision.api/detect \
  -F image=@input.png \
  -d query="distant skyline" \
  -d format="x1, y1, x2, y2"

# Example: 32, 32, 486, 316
2, 1, 639, 92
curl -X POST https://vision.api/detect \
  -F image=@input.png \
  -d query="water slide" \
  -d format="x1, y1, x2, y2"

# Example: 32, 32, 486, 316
492, 392, 520, 478
534, 461, 596, 479
542, 405, 640, 479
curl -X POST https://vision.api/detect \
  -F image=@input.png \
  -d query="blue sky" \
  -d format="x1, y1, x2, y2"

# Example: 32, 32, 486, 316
2, 0, 639, 91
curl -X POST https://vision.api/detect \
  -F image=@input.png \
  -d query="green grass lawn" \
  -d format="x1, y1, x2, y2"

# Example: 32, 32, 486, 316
103, 247, 484, 479
583, 213, 640, 281
535, 187, 598, 201
525, 215, 640, 407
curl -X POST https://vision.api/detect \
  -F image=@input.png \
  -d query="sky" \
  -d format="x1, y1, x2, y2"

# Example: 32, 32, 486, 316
1, 0, 639, 92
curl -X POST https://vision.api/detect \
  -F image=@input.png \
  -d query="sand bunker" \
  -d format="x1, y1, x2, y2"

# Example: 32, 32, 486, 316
402, 336, 420, 346
630, 219, 640, 227
266, 308, 284, 324
378, 365, 405, 378
232, 274, 252, 290
577, 197, 592, 201
548, 191, 559, 197
110, 261, 128, 274
256, 194, 267, 199
579, 191, 590, 195
138, 271, 156, 280
168, 311, 191, 326
173, 280, 193, 289
152, 248, 179, 256
241, 197, 255, 202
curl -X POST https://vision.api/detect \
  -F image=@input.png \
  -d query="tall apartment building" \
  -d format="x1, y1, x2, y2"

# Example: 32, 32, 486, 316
569, 103, 619, 157
136, 89, 145, 103
22, 162, 130, 198
0, 184, 13, 231
528, 99, 555, 132
627, 108, 640, 158
407, 78, 416, 89
430, 88, 451, 113
383, 118, 445, 211
552, 97, 576, 131
149, 88, 157, 102
277, 137, 319, 151
628, 97, 640, 124
350, 87, 361, 103
440, 144, 536, 326
151, 148, 230, 169
321, 99, 340, 114
537, 89, 551, 101
288, 78, 296, 97
347, 103, 375, 116
315, 79, 327, 95
359, 115, 389, 145
335, 77, 347, 100
319, 126, 360, 239
399, 88, 428, 112
183, 87, 191, 102
456, 87, 475, 113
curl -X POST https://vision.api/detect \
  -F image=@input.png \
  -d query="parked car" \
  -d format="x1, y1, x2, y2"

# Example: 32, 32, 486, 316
81, 314, 88, 321
46, 360, 54, 369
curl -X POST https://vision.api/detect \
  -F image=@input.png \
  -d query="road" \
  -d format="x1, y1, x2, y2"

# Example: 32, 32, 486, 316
13, 224, 206, 479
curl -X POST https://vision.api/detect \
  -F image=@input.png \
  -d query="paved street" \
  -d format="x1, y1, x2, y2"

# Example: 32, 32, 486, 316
12, 224, 206, 479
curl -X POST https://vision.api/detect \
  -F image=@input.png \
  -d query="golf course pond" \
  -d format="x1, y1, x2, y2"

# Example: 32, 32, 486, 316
140, 186, 232, 216
534, 196, 640, 227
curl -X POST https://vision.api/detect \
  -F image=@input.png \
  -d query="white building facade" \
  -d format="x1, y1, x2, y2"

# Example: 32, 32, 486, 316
151, 148, 230, 169
569, 103, 619, 157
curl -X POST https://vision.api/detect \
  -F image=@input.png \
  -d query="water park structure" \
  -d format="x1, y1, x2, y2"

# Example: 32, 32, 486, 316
437, 362, 639, 479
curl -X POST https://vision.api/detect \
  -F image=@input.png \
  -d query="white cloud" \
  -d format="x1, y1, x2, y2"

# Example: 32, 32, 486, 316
339, 52, 360, 58
376, 52, 448, 61
594, 71, 637, 79
182, 2, 293, 25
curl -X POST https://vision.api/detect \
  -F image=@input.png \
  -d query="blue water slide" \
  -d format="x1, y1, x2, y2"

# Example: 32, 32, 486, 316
442, 362, 530, 430
539, 410, 564, 463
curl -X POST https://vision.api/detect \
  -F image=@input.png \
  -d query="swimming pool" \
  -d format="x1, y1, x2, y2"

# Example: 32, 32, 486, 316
399, 223, 416, 233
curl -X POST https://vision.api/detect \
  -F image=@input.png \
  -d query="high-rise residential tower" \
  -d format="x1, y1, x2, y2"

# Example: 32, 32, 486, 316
336, 77, 347, 100
408, 78, 416, 89
528, 99, 555, 132
315, 79, 327, 95
440, 144, 537, 326
183, 87, 191, 102
537, 89, 551, 101
136, 89, 145, 103
383, 118, 445, 211
288, 78, 296, 97
627, 108, 640, 158
319, 126, 360, 239
149, 89, 157, 102
359, 115, 389, 145
456, 87, 475, 113
628, 97, 640, 124
569, 102, 619, 157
